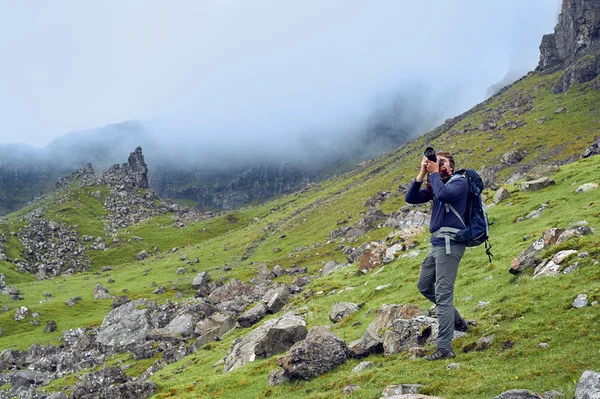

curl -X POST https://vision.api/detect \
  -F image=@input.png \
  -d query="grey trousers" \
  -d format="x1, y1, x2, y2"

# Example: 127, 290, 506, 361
417, 243, 466, 350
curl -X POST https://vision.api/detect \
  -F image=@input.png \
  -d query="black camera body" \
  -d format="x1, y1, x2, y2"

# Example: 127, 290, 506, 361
424, 147, 437, 163
424, 147, 446, 168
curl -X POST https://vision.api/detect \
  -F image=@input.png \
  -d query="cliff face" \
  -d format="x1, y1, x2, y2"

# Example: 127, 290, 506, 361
151, 163, 321, 210
537, 0, 600, 92
538, 0, 600, 72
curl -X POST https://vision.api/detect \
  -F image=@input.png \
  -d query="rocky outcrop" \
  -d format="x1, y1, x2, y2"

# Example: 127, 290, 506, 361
537, 0, 600, 73
55, 163, 97, 189
537, 0, 600, 92
17, 219, 90, 279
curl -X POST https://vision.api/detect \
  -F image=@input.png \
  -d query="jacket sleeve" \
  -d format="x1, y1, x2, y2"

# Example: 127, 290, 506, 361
429, 173, 467, 203
405, 179, 431, 204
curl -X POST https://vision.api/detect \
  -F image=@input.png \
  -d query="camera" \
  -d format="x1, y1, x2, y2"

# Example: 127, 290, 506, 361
424, 147, 445, 168
424, 147, 437, 163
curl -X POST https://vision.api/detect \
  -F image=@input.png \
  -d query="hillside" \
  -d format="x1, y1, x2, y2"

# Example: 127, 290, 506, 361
2, 2, 600, 398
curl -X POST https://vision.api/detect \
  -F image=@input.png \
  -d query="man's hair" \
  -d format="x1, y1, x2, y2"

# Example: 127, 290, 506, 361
436, 151, 455, 171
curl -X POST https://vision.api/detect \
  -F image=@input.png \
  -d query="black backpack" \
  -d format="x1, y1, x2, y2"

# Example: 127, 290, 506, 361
446, 169, 494, 262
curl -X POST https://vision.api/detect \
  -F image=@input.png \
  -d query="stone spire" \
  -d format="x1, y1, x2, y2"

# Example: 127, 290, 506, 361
101, 146, 149, 190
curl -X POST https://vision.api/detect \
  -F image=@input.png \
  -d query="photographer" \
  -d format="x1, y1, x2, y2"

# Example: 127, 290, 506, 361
405, 150, 469, 360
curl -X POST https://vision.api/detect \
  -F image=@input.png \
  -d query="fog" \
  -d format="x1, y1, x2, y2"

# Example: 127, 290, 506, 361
0, 0, 560, 166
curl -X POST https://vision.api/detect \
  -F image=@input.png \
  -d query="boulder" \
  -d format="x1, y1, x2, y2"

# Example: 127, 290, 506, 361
502, 150, 527, 166
384, 206, 430, 230
509, 228, 566, 274
352, 361, 375, 373
575, 183, 598, 193
208, 279, 262, 313
520, 178, 555, 192
277, 326, 348, 380
223, 314, 307, 373
492, 390, 544, 399
573, 294, 589, 309
191, 271, 211, 289
238, 303, 268, 328
263, 284, 291, 313
271, 265, 287, 278
329, 302, 360, 323
112, 296, 131, 309
524, 165, 560, 180
94, 283, 115, 300
358, 242, 387, 273
267, 369, 290, 387
576, 370, 600, 399
383, 244, 404, 264
348, 304, 427, 357
14, 306, 29, 321
582, 139, 600, 158
381, 384, 425, 397
322, 260, 342, 276
493, 188, 511, 204
135, 250, 150, 261
196, 313, 235, 346
44, 320, 57, 333
96, 300, 152, 352
383, 316, 439, 355
164, 314, 194, 337
533, 250, 578, 277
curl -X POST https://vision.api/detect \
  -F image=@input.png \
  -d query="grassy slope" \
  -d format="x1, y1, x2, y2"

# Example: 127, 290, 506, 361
0, 71, 599, 398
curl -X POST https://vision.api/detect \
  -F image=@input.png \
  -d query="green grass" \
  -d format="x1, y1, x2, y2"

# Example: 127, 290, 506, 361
1, 70, 600, 398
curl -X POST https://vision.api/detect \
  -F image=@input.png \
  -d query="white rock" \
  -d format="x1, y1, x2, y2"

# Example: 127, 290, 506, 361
575, 183, 598, 193
573, 294, 588, 309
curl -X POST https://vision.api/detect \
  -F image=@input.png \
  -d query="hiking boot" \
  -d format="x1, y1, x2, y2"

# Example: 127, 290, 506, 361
454, 318, 469, 332
426, 348, 456, 361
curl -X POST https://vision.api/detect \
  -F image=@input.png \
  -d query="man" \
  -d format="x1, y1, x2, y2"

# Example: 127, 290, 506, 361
405, 151, 469, 360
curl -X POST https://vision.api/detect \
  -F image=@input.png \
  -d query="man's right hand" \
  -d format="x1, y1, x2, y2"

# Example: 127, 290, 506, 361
416, 156, 428, 182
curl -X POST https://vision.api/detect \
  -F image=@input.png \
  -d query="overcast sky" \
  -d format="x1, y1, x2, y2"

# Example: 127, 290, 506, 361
0, 1, 560, 148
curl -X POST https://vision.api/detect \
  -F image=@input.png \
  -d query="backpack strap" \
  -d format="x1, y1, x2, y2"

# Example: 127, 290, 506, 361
432, 227, 461, 254
445, 203, 466, 228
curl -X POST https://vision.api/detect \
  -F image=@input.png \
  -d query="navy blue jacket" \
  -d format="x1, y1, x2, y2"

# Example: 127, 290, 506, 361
405, 172, 468, 246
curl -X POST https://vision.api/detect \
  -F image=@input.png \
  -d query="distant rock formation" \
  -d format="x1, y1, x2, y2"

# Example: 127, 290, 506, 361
101, 146, 149, 190
537, 0, 600, 93
537, 0, 600, 72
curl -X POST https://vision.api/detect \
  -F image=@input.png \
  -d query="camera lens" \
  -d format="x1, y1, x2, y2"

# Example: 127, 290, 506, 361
424, 147, 437, 163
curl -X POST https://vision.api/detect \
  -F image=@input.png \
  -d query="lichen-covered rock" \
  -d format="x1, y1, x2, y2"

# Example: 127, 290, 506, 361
492, 389, 544, 399
238, 303, 268, 328
96, 300, 152, 352
263, 284, 290, 313
576, 370, 600, 399
223, 314, 307, 373
329, 302, 360, 323
94, 283, 115, 300
135, 250, 150, 261
277, 326, 347, 380
196, 313, 235, 346
520, 178, 555, 192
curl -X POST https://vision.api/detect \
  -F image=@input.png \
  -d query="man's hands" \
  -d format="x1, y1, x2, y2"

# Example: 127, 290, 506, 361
416, 156, 440, 182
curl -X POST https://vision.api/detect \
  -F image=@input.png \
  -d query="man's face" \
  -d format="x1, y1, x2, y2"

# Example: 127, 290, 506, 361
438, 156, 452, 177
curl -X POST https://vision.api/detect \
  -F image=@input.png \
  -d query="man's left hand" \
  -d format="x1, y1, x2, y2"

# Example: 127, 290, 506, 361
426, 160, 440, 174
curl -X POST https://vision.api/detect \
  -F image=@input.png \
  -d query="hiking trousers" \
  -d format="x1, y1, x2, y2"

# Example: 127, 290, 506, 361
417, 243, 466, 351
